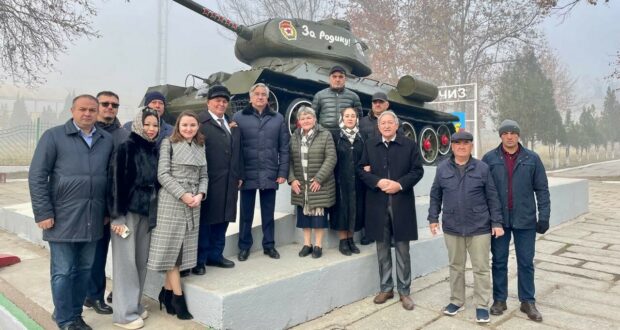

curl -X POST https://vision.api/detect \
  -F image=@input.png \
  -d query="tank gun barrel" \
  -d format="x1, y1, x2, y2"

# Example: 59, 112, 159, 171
172, 0, 253, 40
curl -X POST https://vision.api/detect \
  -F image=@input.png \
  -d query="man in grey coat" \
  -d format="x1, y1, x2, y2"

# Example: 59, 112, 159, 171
312, 65, 362, 133
29, 94, 114, 330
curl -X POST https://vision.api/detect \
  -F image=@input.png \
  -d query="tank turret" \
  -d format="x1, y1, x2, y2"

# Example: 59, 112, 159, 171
149, 0, 459, 165
173, 0, 372, 77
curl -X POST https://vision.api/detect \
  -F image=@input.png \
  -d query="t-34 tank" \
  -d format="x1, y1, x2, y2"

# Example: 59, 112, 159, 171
151, 0, 458, 164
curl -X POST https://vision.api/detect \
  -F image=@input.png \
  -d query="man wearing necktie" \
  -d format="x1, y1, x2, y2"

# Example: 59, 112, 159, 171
194, 85, 242, 275
357, 110, 424, 311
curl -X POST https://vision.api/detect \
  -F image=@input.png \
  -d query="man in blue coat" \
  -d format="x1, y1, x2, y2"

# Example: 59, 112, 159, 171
482, 119, 550, 322
428, 130, 504, 323
29, 95, 114, 330
234, 83, 290, 261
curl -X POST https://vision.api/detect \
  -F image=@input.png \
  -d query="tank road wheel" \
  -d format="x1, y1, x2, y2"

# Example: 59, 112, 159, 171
437, 125, 451, 155
401, 122, 417, 142
285, 98, 312, 135
418, 125, 439, 165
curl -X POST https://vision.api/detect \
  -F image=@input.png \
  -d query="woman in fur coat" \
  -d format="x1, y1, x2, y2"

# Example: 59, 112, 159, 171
108, 107, 160, 329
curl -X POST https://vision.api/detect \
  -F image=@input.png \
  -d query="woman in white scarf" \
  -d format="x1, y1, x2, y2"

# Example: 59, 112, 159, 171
331, 107, 365, 256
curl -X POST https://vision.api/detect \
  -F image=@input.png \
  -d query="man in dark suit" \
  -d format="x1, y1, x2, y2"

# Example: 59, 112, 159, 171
193, 85, 242, 275
358, 110, 424, 311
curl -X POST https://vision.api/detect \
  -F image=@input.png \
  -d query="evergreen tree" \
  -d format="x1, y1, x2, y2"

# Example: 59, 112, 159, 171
9, 95, 31, 127
601, 86, 620, 155
495, 48, 558, 148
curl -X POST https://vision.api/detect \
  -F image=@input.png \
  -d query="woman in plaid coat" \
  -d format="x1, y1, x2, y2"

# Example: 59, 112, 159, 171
147, 111, 208, 320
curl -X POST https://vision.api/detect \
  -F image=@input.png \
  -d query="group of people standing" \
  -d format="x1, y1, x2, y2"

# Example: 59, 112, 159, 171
29, 65, 550, 330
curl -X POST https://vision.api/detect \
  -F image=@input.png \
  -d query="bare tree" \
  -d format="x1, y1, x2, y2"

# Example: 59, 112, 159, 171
0, 0, 99, 85
344, 0, 544, 87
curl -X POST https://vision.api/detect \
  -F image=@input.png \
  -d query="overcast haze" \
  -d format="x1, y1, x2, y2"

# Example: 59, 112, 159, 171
4, 0, 620, 122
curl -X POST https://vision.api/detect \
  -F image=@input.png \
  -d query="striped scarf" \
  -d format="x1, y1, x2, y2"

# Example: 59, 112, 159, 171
300, 128, 324, 216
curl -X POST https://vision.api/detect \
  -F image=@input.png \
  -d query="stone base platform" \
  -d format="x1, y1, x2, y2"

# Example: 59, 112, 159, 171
0, 177, 589, 329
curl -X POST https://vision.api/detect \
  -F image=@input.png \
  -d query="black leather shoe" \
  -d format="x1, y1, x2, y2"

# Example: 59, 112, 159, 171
238, 249, 250, 261
106, 291, 113, 304
299, 245, 312, 257
339, 239, 352, 256
180, 269, 190, 277
490, 300, 507, 315
74, 316, 93, 330
59, 322, 80, 330
206, 257, 235, 268
520, 302, 543, 322
191, 264, 206, 275
348, 237, 361, 254
84, 298, 113, 314
312, 246, 322, 258
264, 248, 280, 259
360, 236, 374, 245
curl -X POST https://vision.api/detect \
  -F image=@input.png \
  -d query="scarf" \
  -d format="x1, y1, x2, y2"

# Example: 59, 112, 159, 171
339, 116, 359, 144
300, 127, 324, 216
131, 107, 160, 142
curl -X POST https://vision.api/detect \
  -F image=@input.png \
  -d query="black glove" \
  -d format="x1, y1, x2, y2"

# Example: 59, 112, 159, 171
536, 222, 549, 234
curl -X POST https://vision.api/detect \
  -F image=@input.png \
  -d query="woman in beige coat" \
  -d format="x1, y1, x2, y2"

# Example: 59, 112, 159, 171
147, 111, 207, 320
289, 106, 336, 258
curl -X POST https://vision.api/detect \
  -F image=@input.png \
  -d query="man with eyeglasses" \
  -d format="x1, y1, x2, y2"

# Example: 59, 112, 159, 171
358, 92, 401, 245
123, 91, 173, 147
82, 91, 129, 315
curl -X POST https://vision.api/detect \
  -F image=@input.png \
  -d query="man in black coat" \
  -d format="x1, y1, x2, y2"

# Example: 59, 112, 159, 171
193, 85, 242, 275
358, 111, 424, 311
84, 91, 128, 314
29, 95, 114, 330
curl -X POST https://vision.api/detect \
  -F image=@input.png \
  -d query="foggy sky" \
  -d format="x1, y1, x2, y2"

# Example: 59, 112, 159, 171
20, 0, 620, 122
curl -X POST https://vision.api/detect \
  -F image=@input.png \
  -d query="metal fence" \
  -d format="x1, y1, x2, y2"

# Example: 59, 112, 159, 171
0, 119, 55, 166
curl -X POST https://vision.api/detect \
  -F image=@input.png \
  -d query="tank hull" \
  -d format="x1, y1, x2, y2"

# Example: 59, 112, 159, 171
149, 63, 457, 164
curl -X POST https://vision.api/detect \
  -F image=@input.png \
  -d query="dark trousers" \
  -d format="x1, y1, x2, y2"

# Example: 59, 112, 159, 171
49, 241, 97, 328
86, 222, 110, 301
491, 220, 537, 303
238, 189, 276, 250
197, 221, 230, 264
376, 211, 412, 296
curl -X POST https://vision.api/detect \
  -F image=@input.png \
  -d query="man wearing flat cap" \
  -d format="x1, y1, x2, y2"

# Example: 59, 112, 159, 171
123, 91, 173, 147
312, 65, 362, 133
360, 91, 390, 141
193, 85, 242, 275
482, 119, 550, 322
428, 130, 504, 323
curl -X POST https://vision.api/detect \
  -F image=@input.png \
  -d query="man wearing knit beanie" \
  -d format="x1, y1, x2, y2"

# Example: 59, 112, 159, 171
481, 119, 550, 323
123, 91, 173, 147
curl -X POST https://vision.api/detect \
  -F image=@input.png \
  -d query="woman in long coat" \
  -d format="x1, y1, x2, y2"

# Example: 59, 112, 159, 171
147, 111, 208, 320
289, 106, 336, 259
330, 107, 365, 256
108, 108, 160, 329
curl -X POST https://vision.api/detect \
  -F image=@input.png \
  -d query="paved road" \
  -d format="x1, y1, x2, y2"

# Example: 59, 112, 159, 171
291, 165, 620, 329
549, 159, 620, 180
